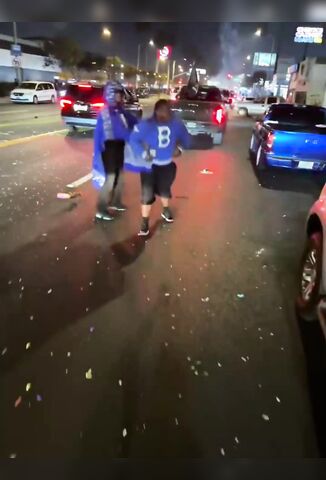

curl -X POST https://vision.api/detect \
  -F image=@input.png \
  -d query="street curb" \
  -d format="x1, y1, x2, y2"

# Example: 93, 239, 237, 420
0, 97, 10, 104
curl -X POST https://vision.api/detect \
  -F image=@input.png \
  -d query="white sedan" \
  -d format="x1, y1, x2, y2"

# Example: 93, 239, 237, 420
296, 183, 326, 337
10, 81, 57, 104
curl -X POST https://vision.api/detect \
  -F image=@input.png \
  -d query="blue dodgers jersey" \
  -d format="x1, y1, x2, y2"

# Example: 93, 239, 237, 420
129, 116, 190, 166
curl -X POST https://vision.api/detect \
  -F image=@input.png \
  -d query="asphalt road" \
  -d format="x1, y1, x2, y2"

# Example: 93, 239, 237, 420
0, 100, 326, 459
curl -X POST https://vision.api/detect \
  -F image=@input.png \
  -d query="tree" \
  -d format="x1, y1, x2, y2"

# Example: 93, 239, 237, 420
45, 37, 84, 69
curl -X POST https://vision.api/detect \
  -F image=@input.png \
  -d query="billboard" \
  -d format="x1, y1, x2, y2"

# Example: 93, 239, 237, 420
253, 52, 277, 67
157, 46, 172, 61
294, 26, 323, 44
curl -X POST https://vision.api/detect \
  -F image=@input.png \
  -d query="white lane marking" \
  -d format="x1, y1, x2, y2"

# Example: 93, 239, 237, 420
0, 109, 29, 114
66, 173, 93, 189
0, 132, 10, 136
0, 129, 67, 148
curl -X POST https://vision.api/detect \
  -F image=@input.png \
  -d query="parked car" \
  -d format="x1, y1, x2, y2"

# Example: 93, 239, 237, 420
249, 104, 326, 171
136, 87, 150, 98
10, 81, 57, 104
296, 183, 326, 337
237, 96, 285, 117
171, 85, 227, 145
60, 83, 143, 131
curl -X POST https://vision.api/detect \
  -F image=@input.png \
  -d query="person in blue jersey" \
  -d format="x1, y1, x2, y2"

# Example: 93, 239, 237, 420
127, 99, 190, 236
92, 81, 138, 221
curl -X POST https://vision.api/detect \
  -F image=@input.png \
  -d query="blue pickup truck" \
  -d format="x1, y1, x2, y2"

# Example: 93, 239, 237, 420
249, 104, 326, 171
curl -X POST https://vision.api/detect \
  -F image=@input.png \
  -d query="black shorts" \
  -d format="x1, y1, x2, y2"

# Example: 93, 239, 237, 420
140, 162, 177, 205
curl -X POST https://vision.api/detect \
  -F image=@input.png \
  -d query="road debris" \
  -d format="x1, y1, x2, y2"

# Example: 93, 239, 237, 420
85, 368, 93, 380
200, 169, 213, 175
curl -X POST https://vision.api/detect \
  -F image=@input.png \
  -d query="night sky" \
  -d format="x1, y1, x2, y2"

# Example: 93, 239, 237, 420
0, 22, 325, 74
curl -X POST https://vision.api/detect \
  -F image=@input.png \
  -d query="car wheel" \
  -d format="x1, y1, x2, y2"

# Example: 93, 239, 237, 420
296, 232, 323, 321
33, 95, 38, 104
238, 108, 248, 117
255, 144, 267, 170
249, 133, 256, 160
51, 95, 55, 104
212, 132, 223, 145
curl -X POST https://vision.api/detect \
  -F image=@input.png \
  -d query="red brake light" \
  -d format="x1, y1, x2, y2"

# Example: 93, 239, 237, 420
266, 132, 274, 151
78, 84, 92, 88
60, 98, 73, 108
213, 105, 225, 125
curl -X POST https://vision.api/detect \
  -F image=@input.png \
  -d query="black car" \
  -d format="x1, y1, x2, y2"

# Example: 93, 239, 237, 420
60, 83, 143, 130
136, 87, 150, 98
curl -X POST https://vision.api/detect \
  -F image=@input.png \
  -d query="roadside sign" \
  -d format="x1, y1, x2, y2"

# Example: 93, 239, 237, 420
294, 26, 323, 44
157, 46, 172, 61
12, 57, 21, 67
11, 43, 22, 56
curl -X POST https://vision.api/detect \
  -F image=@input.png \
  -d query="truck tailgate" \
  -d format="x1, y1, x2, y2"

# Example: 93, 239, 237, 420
272, 130, 326, 161
172, 100, 217, 123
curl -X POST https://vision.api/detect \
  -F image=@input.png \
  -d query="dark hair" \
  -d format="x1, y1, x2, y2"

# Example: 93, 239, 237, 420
154, 99, 170, 112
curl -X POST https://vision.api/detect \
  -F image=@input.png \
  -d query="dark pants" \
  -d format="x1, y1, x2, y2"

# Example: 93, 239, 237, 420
140, 162, 177, 205
97, 169, 124, 213
97, 140, 125, 213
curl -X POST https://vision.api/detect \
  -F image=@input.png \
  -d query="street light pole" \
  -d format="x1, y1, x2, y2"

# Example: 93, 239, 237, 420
136, 44, 141, 88
12, 22, 22, 83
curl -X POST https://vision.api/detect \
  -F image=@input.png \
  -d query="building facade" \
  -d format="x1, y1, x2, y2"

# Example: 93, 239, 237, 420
287, 57, 326, 106
0, 34, 61, 83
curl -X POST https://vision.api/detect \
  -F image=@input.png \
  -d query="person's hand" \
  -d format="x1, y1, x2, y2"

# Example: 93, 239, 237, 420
173, 146, 183, 158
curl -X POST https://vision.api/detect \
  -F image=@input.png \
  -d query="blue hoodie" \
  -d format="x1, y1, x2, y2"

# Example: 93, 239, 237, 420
125, 115, 191, 173
92, 82, 138, 189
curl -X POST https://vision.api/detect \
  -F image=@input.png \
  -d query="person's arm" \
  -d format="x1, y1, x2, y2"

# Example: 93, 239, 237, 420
176, 119, 191, 150
129, 121, 150, 159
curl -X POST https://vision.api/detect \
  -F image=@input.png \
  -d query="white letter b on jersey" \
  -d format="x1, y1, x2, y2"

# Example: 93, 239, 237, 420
157, 126, 171, 148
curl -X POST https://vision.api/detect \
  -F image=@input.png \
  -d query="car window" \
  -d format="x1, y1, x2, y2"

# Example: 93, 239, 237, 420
265, 105, 326, 133
19, 82, 37, 90
65, 84, 104, 102
179, 86, 222, 102
267, 97, 277, 104
47, 83, 53, 90
36, 84, 44, 91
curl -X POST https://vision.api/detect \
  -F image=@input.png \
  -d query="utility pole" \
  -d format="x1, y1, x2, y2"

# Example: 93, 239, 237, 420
171, 60, 176, 86
167, 60, 171, 90
12, 22, 22, 83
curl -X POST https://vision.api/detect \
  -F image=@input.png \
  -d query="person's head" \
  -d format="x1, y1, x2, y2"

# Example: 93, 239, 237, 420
104, 81, 124, 107
154, 99, 172, 123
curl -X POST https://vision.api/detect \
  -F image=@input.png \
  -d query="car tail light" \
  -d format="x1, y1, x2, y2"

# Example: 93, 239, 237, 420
213, 105, 225, 125
78, 84, 92, 88
266, 132, 274, 151
60, 98, 73, 108
91, 101, 104, 108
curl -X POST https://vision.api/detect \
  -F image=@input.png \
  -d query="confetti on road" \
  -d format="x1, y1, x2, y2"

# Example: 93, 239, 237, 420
276, 396, 281, 404
201, 297, 210, 303
171, 325, 175, 330
9, 453, 17, 459
67, 352, 71, 357
14, 396, 22, 408
270, 332, 274, 337
1, 347, 7, 356
47, 289, 52, 294
200, 169, 213, 175
217, 362, 222, 368
194, 370, 199, 376
237, 293, 245, 299
241, 357, 247, 363
25, 383, 31, 392
25, 342, 31, 350
220, 448, 226, 456
85, 369, 93, 380
187, 356, 191, 362
178, 393, 182, 399
122, 428, 127, 438
203, 371, 209, 376
235, 436, 240, 445
89, 326, 95, 333
165, 293, 170, 297
29, 315, 34, 321
164, 342, 169, 347
262, 414, 270, 422
255, 248, 265, 257
118, 379, 123, 387
175, 417, 179, 426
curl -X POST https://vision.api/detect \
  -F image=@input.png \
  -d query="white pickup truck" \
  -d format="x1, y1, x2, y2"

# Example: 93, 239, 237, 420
236, 96, 285, 117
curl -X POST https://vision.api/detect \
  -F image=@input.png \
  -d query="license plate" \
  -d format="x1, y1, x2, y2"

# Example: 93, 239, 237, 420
186, 122, 197, 128
73, 104, 88, 112
298, 161, 313, 170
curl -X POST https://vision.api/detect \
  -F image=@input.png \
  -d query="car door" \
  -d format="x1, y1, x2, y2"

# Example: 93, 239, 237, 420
36, 83, 45, 102
48, 83, 56, 101
43, 83, 51, 101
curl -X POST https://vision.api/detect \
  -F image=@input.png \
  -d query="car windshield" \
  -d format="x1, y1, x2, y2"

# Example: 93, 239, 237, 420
265, 105, 326, 133
179, 86, 222, 102
66, 84, 104, 102
19, 83, 37, 90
